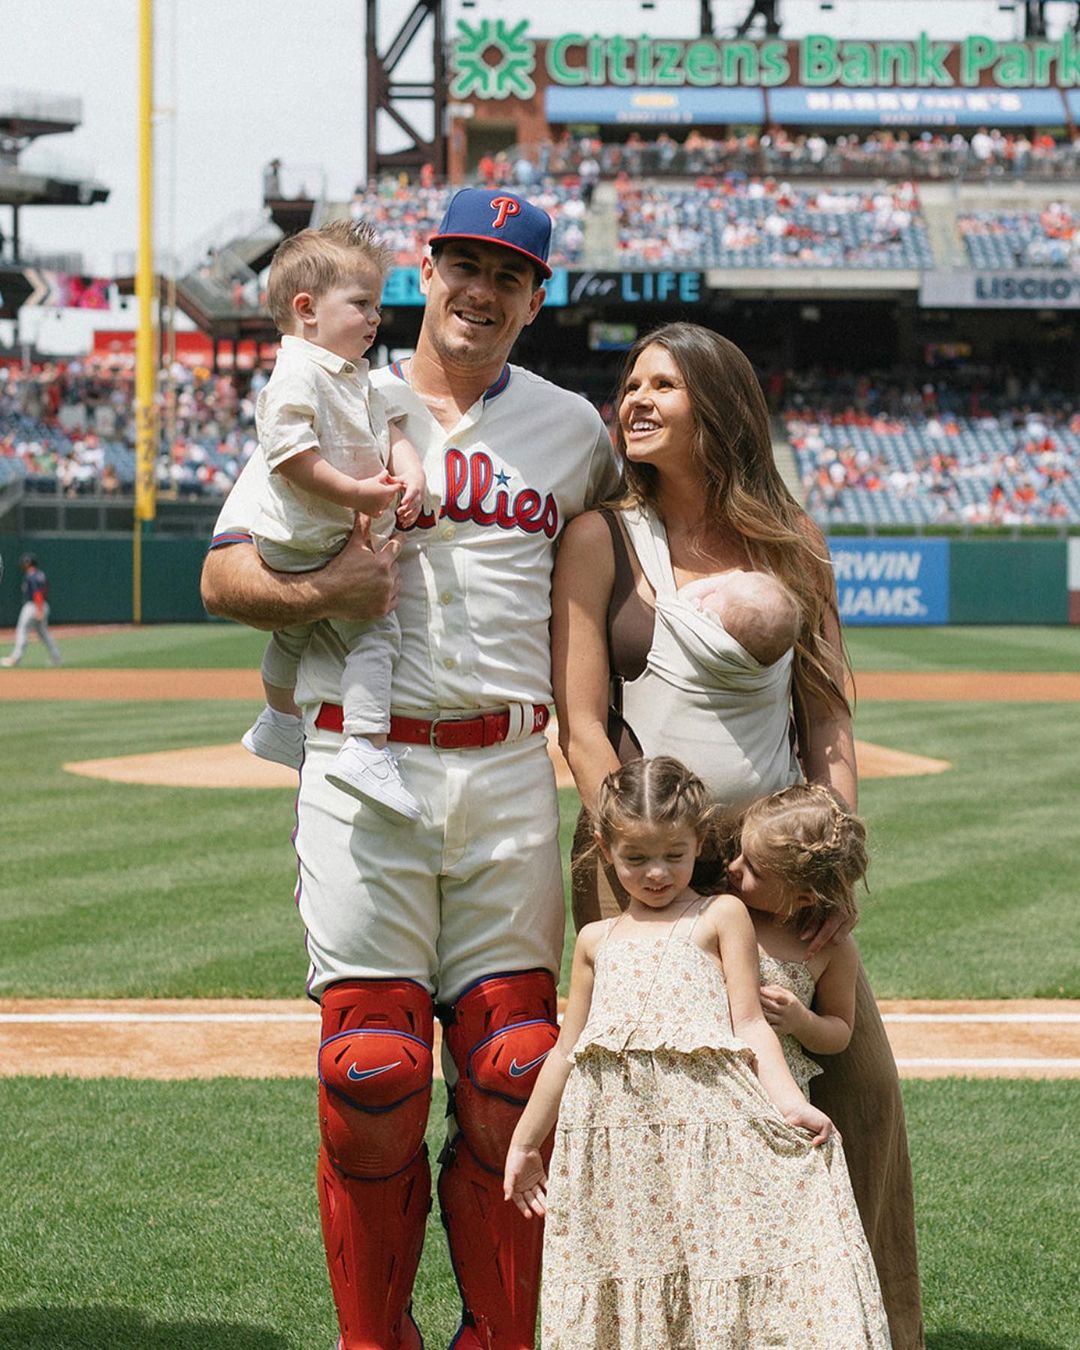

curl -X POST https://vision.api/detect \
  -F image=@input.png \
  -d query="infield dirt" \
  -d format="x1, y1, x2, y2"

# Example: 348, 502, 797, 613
2, 998, 1077, 1080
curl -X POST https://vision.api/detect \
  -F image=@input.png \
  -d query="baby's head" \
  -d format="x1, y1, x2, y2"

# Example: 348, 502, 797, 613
266, 219, 394, 361
730, 784, 867, 930
699, 571, 800, 667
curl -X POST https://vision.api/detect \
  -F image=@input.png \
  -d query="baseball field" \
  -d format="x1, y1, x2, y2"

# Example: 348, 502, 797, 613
1, 622, 1078, 1349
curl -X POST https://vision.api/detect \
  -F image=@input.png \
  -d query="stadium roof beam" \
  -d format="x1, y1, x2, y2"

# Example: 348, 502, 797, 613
1026, 0, 1048, 36
1015, 0, 1080, 34
365, 0, 446, 178
734, 0, 781, 38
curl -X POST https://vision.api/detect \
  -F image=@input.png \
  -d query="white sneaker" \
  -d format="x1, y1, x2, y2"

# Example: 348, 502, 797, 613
325, 737, 421, 823
0, 655, 18, 668
241, 708, 305, 770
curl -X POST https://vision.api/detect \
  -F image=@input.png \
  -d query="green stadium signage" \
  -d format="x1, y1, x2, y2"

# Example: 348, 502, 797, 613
450, 20, 1080, 98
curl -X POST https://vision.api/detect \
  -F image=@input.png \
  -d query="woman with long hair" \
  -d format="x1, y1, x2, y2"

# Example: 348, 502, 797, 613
551, 322, 923, 1348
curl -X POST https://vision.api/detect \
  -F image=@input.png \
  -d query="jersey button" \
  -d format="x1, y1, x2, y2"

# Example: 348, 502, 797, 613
440, 592, 453, 605
442, 656, 456, 670
441, 525, 456, 541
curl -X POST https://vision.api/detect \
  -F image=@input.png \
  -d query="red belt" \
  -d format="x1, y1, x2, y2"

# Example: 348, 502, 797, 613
314, 701, 550, 750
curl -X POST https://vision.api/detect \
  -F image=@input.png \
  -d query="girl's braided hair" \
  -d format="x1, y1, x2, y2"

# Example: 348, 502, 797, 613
738, 783, 868, 930
589, 757, 718, 854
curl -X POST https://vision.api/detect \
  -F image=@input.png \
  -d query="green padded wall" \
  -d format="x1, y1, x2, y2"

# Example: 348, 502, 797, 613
948, 539, 1068, 624
0, 535, 209, 625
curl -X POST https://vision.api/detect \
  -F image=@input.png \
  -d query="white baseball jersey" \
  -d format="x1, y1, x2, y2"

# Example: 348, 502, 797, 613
213, 359, 618, 1001
216, 360, 619, 713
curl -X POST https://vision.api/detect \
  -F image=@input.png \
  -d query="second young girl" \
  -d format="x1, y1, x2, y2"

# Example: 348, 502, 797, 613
728, 782, 867, 1096
504, 757, 890, 1349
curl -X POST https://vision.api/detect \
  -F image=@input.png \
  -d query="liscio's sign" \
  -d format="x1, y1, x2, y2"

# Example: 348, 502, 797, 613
450, 21, 1080, 100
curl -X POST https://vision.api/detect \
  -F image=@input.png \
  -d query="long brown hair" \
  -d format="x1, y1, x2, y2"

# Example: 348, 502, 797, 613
613, 322, 850, 713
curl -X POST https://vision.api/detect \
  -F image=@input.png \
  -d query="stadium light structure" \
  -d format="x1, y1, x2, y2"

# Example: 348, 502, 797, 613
365, 0, 446, 178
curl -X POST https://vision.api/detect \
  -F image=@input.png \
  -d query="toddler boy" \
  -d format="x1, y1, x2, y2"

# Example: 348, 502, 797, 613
241, 219, 425, 822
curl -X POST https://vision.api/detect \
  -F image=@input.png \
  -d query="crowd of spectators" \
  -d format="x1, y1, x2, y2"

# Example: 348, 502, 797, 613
0, 360, 260, 498
506, 127, 1080, 183
615, 177, 932, 269
347, 174, 589, 268
3, 354, 1079, 526
786, 388, 1079, 526
958, 201, 1080, 270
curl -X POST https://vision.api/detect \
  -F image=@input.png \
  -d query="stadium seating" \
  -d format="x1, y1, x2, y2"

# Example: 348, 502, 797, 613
615, 181, 934, 270
508, 130, 1080, 183
958, 204, 1080, 269
787, 408, 1080, 525
346, 177, 587, 268
0, 366, 255, 499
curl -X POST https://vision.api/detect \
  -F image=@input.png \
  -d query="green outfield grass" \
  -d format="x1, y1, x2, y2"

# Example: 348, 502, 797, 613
0, 1077, 1074, 1350
0, 699, 301, 998
0, 622, 267, 670
3, 683, 1077, 997
2, 620, 1079, 672
2, 625, 1078, 1348
843, 623, 1080, 673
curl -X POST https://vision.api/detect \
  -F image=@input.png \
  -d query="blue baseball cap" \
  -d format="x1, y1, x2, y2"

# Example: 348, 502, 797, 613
430, 188, 552, 278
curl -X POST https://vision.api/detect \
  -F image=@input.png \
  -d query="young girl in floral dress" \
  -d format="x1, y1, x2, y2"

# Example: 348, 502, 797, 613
504, 757, 890, 1349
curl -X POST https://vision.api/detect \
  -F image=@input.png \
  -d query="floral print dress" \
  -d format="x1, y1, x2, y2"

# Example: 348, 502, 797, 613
540, 906, 891, 1349
758, 945, 826, 1097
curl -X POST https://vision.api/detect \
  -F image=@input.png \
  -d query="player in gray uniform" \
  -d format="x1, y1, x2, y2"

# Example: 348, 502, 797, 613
2, 554, 62, 667
202, 189, 619, 1350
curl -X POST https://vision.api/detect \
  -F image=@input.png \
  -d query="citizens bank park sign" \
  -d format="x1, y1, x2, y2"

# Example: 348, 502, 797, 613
450, 21, 1080, 100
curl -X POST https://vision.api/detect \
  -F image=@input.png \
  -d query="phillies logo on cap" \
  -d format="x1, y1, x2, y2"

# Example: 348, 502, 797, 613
490, 195, 522, 230
429, 187, 553, 277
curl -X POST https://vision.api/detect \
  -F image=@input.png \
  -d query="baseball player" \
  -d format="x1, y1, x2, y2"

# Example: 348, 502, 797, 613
201, 188, 620, 1350
2, 553, 62, 667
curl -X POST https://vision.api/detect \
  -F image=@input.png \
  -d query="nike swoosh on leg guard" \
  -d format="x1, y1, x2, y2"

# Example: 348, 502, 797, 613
347, 1060, 403, 1082
507, 1050, 552, 1078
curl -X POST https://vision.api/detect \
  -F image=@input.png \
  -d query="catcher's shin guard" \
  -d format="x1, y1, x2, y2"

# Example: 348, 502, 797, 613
438, 970, 559, 1350
318, 979, 435, 1350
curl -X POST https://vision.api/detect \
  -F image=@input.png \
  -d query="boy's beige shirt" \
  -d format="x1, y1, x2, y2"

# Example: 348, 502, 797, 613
252, 334, 391, 560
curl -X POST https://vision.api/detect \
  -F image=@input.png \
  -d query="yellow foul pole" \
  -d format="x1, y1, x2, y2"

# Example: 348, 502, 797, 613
134, 0, 157, 622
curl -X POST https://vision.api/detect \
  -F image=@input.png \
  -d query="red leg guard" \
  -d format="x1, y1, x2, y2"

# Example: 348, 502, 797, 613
439, 970, 559, 1350
318, 979, 435, 1350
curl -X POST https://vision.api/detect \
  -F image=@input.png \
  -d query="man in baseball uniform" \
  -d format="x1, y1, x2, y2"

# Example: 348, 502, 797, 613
1, 553, 62, 667
202, 189, 619, 1350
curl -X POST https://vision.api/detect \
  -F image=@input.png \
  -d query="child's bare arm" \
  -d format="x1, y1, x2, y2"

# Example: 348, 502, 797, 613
388, 425, 426, 527
276, 448, 404, 515
714, 897, 834, 1145
503, 926, 600, 1217
798, 936, 857, 1054
760, 939, 857, 1055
